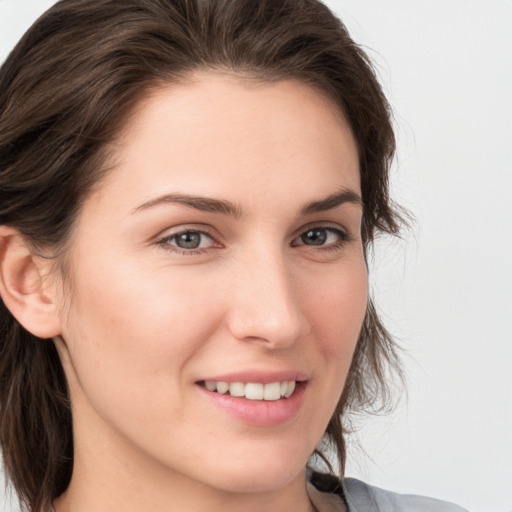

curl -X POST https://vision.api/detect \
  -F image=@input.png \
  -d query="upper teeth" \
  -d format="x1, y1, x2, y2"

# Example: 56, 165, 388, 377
204, 380, 296, 400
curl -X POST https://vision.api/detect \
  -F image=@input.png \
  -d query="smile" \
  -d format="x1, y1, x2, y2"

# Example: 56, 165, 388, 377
201, 380, 296, 400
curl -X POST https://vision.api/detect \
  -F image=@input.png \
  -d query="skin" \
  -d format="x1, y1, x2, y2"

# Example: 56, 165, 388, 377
44, 74, 367, 512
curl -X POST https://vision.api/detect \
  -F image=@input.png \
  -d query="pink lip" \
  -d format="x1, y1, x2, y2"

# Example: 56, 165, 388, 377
196, 379, 308, 427
198, 370, 309, 384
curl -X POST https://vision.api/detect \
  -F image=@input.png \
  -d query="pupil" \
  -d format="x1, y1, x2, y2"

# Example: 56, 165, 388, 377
176, 232, 201, 249
302, 229, 326, 245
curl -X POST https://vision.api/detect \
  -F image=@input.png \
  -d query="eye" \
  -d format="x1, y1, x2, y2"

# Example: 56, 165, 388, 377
159, 229, 219, 253
292, 226, 350, 248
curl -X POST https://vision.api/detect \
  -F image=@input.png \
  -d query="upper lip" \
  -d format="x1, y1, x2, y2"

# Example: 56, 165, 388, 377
197, 370, 309, 384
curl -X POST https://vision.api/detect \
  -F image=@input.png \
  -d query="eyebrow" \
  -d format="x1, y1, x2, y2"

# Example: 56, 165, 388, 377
132, 193, 243, 218
132, 188, 362, 218
300, 189, 362, 215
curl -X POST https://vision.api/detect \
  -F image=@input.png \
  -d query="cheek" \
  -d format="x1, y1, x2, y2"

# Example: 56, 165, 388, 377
59, 259, 225, 410
66, 253, 221, 345
286, 259, 368, 445
304, 259, 368, 400
309, 262, 368, 347
57, 272, 230, 455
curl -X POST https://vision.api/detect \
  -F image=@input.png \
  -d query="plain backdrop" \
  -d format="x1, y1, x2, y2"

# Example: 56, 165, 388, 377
1, 1, 511, 511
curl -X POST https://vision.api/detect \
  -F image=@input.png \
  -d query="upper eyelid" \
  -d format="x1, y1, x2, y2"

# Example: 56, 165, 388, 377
293, 225, 350, 241
157, 222, 350, 236
293, 222, 351, 238
156, 228, 220, 255
154, 222, 353, 247
156, 224, 219, 241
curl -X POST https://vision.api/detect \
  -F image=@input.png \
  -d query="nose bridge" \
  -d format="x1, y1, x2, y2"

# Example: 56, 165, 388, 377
226, 244, 306, 347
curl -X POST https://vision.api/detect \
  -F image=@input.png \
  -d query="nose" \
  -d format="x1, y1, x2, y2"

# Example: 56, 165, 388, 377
225, 248, 308, 349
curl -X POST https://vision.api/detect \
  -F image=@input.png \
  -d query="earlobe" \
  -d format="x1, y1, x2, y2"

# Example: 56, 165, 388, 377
0, 226, 62, 339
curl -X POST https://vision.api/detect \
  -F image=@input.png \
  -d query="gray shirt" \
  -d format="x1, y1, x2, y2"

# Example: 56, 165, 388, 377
343, 478, 469, 512
308, 472, 469, 512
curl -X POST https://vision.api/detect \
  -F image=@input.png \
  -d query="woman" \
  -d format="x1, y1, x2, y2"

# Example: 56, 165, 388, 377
0, 1, 468, 511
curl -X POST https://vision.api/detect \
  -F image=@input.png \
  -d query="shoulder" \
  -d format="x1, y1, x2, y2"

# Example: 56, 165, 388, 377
342, 477, 470, 512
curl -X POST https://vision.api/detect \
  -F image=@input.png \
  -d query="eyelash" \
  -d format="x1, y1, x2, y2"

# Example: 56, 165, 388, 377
157, 225, 352, 256
291, 225, 353, 252
157, 227, 220, 256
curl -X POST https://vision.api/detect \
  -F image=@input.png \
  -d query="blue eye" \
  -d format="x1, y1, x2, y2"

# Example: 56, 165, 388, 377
162, 230, 216, 251
174, 231, 202, 249
301, 228, 328, 246
293, 227, 349, 247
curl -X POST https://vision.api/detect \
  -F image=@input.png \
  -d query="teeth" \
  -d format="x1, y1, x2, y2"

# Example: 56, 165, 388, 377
284, 380, 296, 398
263, 381, 281, 400
216, 381, 229, 394
203, 380, 297, 400
205, 381, 217, 392
245, 383, 264, 400
229, 382, 245, 397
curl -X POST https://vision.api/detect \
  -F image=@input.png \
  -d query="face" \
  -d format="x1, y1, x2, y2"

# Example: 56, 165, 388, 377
54, 74, 367, 496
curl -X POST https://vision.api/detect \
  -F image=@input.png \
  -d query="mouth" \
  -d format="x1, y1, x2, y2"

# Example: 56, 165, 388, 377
198, 380, 297, 401
197, 376, 307, 426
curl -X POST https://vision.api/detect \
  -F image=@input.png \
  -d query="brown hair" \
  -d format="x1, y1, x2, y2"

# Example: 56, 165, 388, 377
0, 0, 403, 510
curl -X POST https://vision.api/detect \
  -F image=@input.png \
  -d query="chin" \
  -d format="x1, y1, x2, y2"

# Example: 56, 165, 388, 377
192, 445, 310, 494
209, 467, 302, 494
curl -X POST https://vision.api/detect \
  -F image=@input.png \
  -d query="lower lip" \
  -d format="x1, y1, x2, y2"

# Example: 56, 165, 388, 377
197, 382, 307, 426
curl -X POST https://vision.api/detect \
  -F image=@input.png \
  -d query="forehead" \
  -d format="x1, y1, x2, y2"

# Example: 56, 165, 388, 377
93, 74, 360, 215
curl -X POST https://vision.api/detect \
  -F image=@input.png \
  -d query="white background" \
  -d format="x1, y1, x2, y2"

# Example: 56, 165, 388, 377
1, 1, 511, 511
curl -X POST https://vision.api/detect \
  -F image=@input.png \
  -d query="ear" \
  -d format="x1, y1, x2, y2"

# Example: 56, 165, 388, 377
0, 226, 62, 339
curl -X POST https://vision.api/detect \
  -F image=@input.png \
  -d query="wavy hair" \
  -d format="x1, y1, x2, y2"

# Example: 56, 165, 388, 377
0, 1, 403, 510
